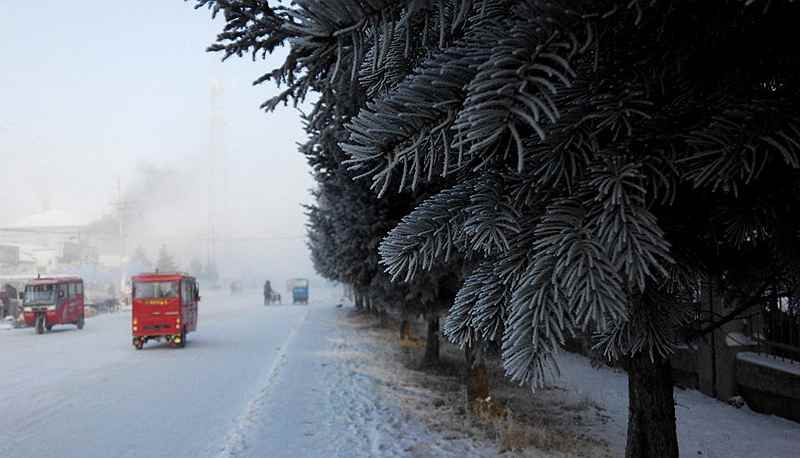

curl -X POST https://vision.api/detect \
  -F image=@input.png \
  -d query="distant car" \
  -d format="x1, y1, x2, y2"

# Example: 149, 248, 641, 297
289, 278, 309, 305
230, 280, 242, 295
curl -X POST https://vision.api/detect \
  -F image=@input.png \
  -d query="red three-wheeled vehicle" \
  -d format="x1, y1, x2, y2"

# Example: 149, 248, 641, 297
131, 272, 199, 350
22, 276, 85, 334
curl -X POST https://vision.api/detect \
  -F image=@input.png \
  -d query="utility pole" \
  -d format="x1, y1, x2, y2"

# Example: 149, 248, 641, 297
208, 79, 225, 283
112, 177, 136, 302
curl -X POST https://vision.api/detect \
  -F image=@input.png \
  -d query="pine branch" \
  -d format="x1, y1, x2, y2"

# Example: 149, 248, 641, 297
452, 3, 584, 172
379, 180, 474, 281
586, 158, 674, 291
679, 97, 800, 194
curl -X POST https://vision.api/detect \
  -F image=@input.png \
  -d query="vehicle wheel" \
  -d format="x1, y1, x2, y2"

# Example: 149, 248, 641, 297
169, 328, 186, 348
77, 313, 85, 330
35, 315, 45, 334
133, 338, 143, 350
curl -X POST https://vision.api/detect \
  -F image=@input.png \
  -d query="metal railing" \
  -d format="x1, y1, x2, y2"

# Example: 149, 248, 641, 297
743, 297, 800, 363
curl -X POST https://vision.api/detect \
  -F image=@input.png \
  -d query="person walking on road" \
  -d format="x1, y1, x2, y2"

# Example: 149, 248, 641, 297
263, 280, 272, 305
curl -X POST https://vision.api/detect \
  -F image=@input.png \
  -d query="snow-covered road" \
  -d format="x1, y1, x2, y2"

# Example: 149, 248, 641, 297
0, 291, 448, 458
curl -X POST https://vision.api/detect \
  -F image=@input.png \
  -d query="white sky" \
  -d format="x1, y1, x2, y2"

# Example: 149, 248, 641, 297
0, 1, 318, 283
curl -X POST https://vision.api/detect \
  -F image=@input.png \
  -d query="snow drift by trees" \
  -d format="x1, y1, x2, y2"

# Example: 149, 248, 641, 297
193, 1, 800, 456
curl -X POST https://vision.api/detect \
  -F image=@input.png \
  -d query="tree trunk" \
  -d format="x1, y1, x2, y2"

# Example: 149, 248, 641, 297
378, 307, 388, 328
400, 316, 411, 341
354, 291, 363, 310
465, 343, 490, 408
625, 352, 679, 458
422, 314, 440, 366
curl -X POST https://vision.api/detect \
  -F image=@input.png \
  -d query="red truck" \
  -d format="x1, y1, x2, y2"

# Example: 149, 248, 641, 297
131, 272, 200, 350
22, 276, 85, 334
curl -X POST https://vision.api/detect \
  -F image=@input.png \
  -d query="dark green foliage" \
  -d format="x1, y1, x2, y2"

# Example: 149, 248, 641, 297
195, 0, 800, 388
195, 1, 800, 455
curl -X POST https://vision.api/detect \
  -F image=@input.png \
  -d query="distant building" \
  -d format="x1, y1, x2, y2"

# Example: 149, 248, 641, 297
0, 209, 95, 274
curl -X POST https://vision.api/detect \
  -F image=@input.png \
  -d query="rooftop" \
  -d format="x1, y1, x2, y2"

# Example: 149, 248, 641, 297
7, 210, 89, 229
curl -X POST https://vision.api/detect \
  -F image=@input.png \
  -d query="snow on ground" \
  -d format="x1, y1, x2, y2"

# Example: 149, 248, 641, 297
2, 289, 797, 458
0, 290, 490, 458
337, 311, 612, 457
0, 291, 310, 458
232, 302, 492, 458
554, 352, 800, 458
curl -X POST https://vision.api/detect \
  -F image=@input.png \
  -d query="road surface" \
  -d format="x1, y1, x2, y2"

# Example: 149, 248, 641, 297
0, 290, 477, 458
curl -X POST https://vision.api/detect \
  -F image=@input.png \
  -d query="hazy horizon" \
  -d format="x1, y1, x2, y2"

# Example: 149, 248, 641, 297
0, 1, 320, 284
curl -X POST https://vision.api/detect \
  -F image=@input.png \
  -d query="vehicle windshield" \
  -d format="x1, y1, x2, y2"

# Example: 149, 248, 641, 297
134, 281, 179, 299
24, 285, 55, 304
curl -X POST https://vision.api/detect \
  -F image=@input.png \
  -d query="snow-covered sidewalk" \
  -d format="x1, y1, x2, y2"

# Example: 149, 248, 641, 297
242, 304, 494, 457
555, 352, 800, 458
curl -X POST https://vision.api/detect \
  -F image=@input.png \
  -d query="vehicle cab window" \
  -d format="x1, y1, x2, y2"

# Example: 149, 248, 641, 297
133, 281, 179, 299
24, 285, 55, 304
181, 281, 191, 306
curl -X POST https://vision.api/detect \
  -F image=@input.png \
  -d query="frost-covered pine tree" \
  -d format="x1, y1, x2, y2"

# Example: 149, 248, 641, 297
155, 245, 178, 273
189, 258, 204, 278
130, 246, 152, 273
193, 1, 800, 457
280, 37, 460, 364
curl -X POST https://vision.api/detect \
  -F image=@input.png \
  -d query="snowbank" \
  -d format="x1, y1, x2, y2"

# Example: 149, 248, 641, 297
0, 316, 15, 331
555, 352, 800, 457
736, 352, 800, 377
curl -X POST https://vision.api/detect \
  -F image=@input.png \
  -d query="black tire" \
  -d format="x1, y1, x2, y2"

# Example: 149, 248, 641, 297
45, 324, 53, 331
133, 338, 144, 350
77, 313, 85, 330
35, 315, 44, 335
177, 327, 186, 348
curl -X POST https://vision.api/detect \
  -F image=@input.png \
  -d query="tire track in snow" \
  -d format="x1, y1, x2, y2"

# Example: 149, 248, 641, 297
216, 308, 309, 458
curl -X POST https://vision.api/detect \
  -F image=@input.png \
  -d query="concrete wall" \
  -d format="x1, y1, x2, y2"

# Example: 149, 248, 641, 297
695, 280, 765, 400
670, 346, 699, 389
736, 353, 800, 422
